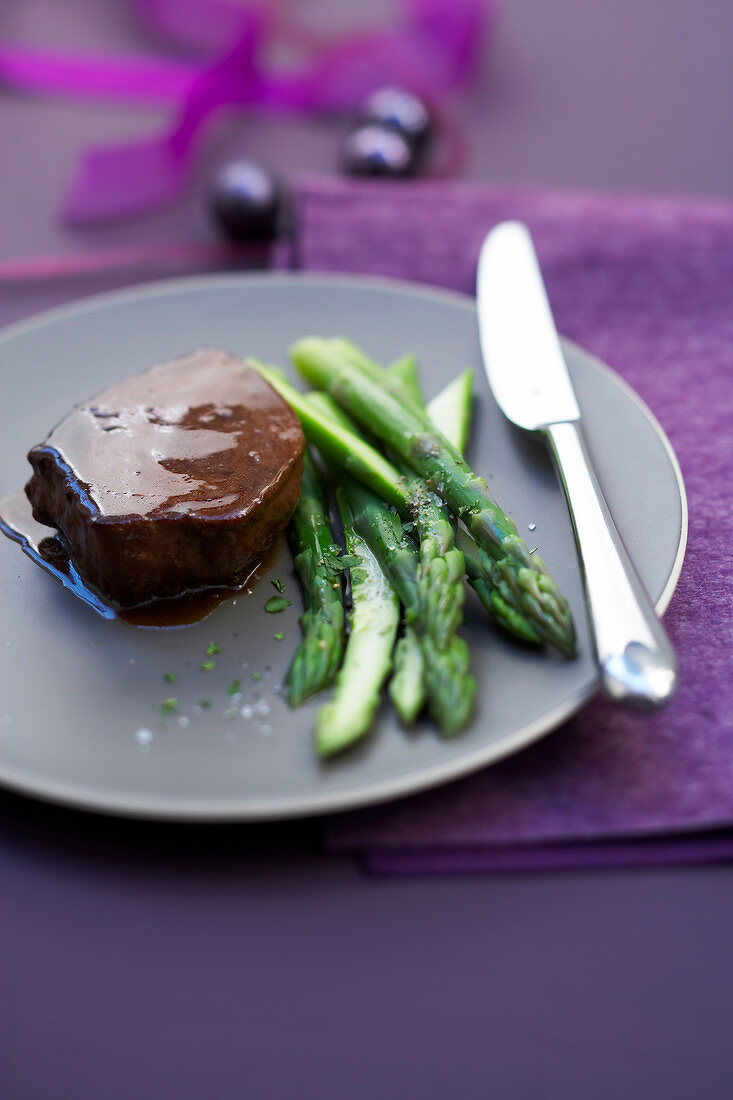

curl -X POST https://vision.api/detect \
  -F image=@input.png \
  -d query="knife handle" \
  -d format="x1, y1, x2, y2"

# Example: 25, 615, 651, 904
546, 421, 677, 709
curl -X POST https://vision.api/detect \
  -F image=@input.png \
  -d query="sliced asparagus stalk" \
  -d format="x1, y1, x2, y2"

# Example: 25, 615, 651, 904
315, 490, 400, 757
387, 352, 424, 407
426, 367, 474, 456
285, 451, 346, 706
388, 626, 426, 724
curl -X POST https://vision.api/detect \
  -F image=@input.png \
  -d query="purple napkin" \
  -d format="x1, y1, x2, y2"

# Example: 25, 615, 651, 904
289, 177, 733, 873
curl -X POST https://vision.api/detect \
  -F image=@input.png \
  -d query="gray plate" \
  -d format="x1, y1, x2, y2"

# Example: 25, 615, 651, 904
0, 274, 687, 820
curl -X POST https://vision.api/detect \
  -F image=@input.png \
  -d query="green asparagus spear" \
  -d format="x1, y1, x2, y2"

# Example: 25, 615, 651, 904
291, 338, 575, 658
385, 360, 457, 721
456, 527, 542, 644
388, 626, 426, 724
285, 451, 346, 706
423, 367, 541, 646
315, 491, 400, 756
329, 337, 423, 413
409, 479, 466, 650
387, 352, 424, 407
342, 477, 475, 737
426, 367, 474, 456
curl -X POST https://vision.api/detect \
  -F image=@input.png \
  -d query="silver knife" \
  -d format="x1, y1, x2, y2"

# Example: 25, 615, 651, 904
477, 220, 676, 708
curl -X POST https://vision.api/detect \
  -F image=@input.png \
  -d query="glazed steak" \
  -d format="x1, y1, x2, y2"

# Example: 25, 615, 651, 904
25, 349, 305, 607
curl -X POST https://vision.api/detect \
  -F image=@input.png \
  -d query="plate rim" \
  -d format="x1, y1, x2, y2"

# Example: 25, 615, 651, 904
0, 272, 688, 821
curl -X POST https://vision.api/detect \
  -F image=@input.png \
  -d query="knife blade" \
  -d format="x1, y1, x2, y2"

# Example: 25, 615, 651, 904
477, 220, 677, 709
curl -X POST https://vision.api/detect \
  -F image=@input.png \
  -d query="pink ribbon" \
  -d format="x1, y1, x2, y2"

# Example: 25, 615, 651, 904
0, 241, 264, 283
0, 0, 495, 225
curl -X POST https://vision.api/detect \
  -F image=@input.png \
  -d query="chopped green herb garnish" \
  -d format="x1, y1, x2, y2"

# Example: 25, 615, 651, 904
271, 578, 286, 593
227, 679, 241, 695
163, 671, 177, 684
320, 545, 345, 579
206, 642, 222, 656
339, 554, 360, 568
273, 631, 285, 641
251, 671, 261, 682
199, 698, 212, 709
265, 595, 291, 613
160, 698, 177, 715
200, 660, 216, 672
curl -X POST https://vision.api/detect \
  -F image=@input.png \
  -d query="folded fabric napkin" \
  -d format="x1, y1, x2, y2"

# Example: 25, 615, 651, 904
288, 177, 733, 873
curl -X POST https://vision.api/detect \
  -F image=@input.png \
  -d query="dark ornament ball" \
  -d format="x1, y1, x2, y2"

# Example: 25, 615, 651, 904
360, 86, 433, 162
209, 161, 287, 242
339, 123, 418, 179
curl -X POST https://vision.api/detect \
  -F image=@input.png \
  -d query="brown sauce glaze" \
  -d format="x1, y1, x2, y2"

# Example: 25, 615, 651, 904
0, 493, 276, 628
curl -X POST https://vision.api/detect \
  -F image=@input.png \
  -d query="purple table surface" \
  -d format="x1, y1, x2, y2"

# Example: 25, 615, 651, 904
2, 3, 733, 1098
